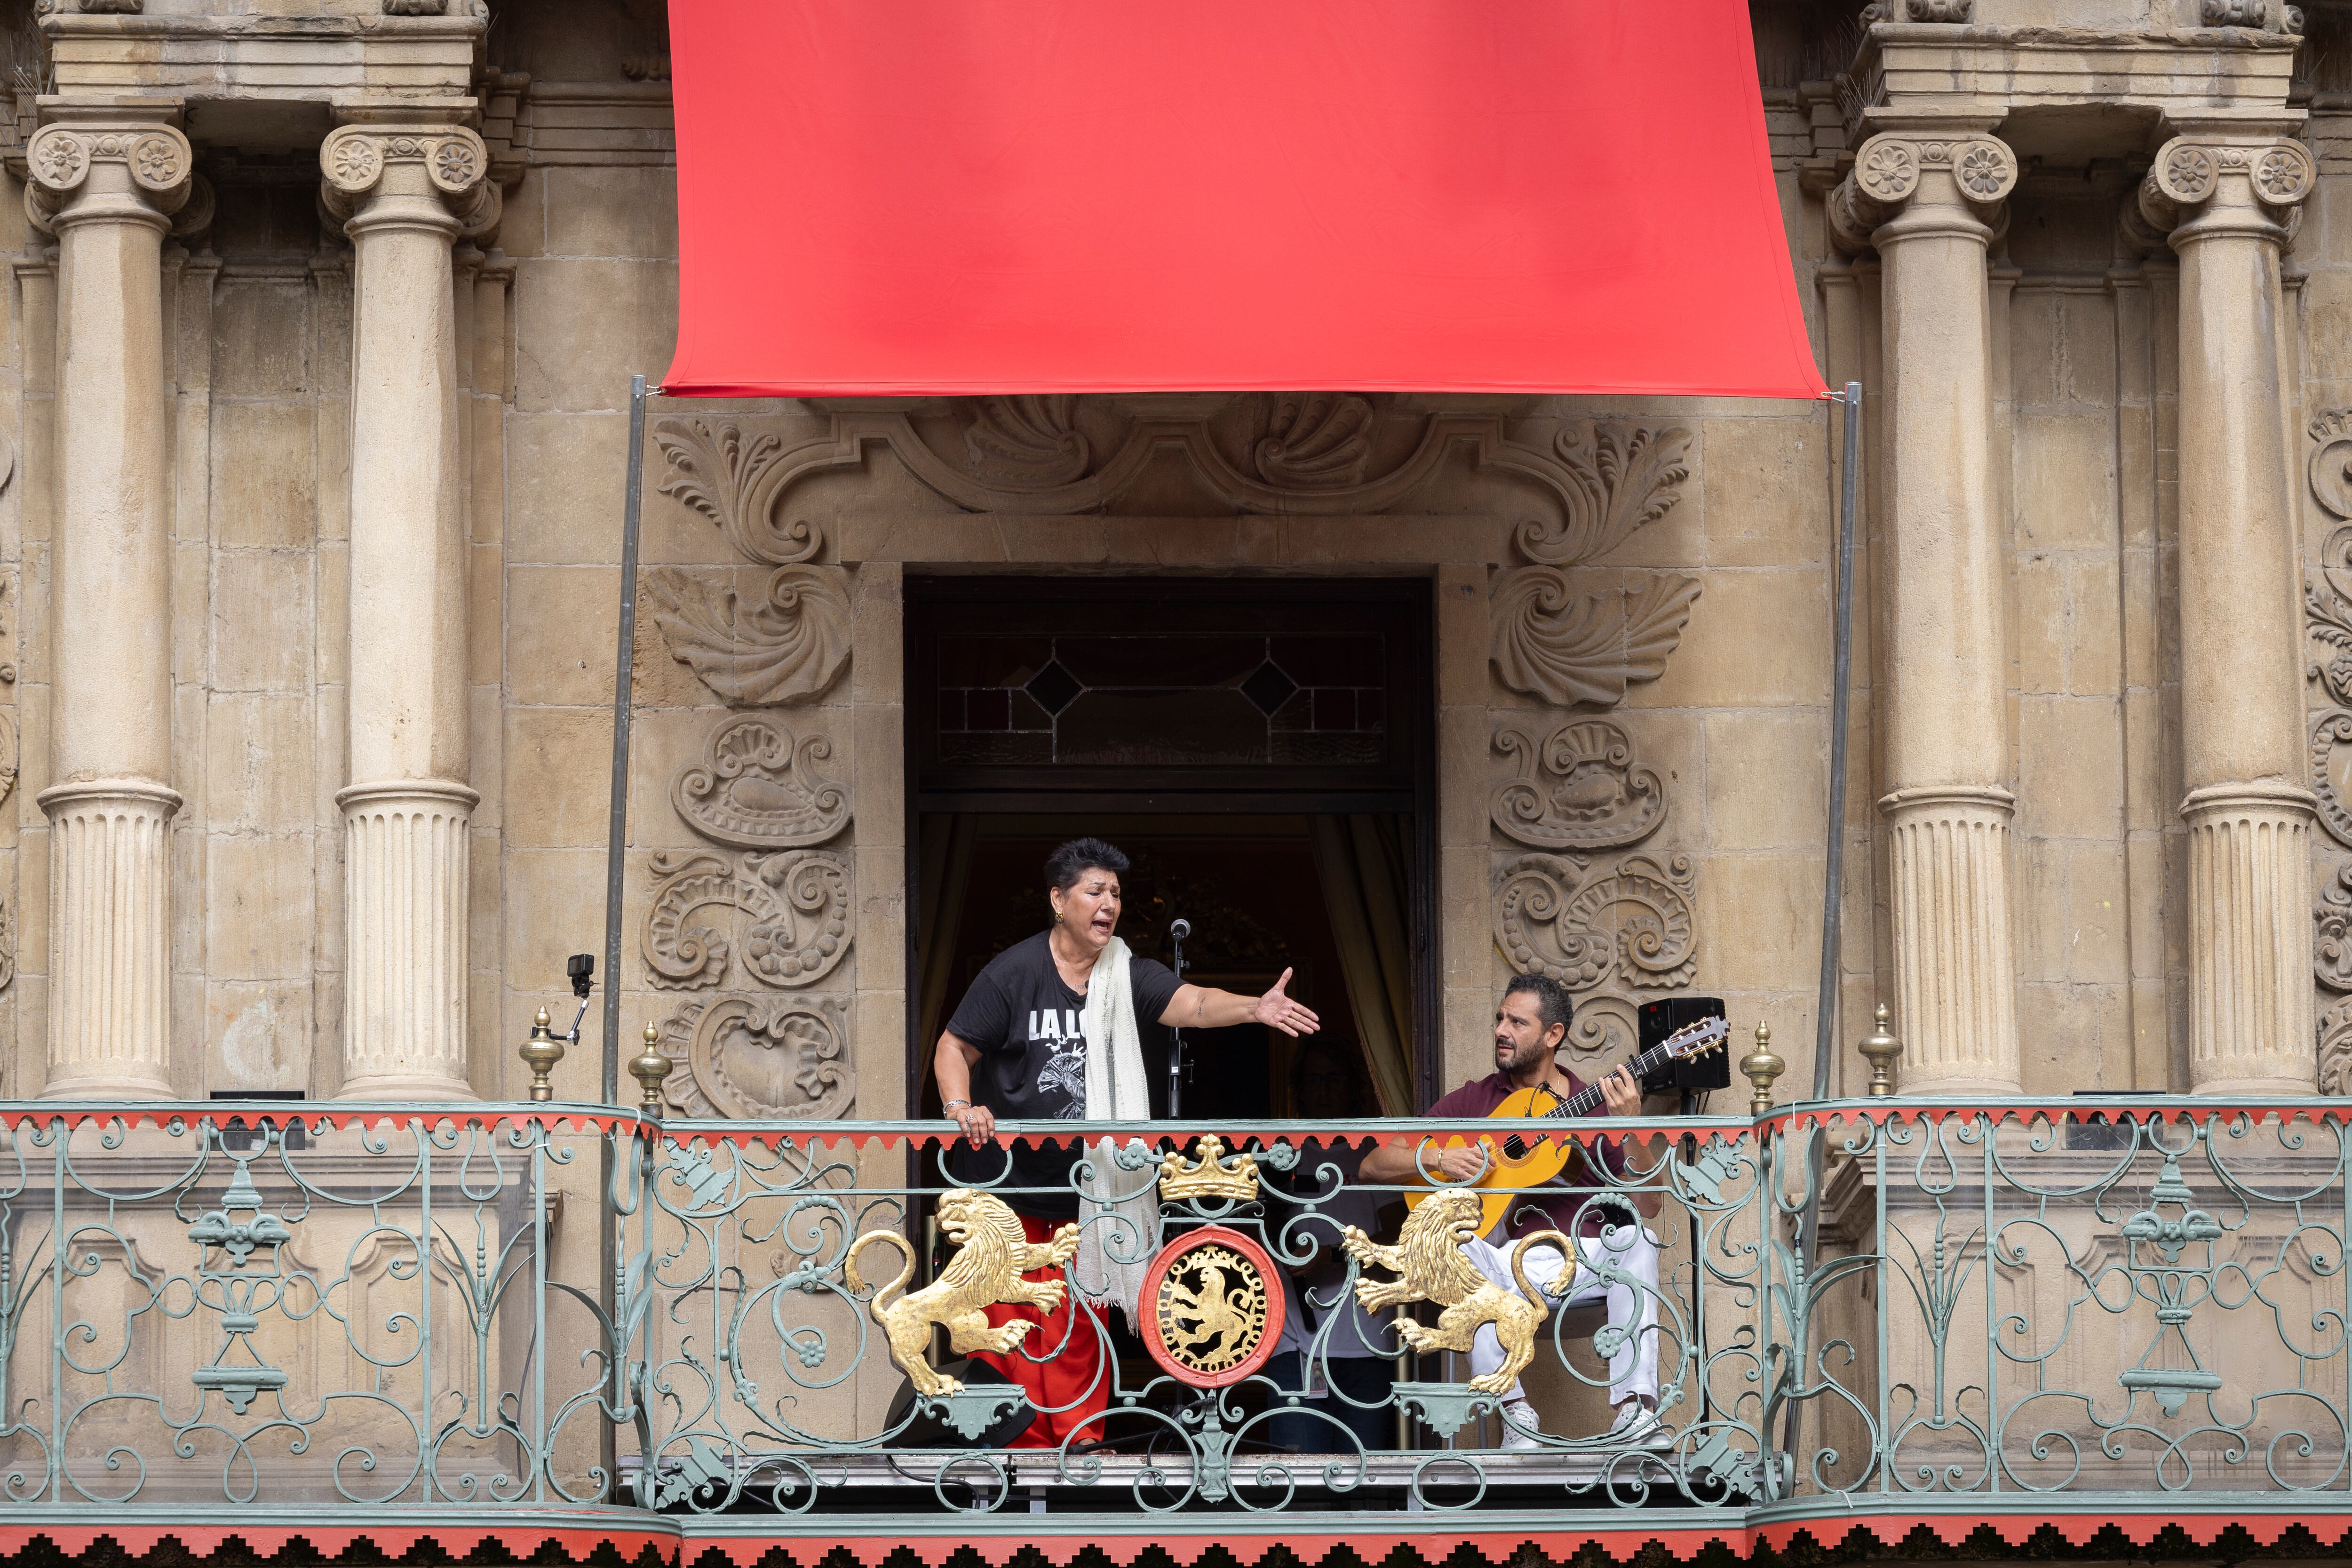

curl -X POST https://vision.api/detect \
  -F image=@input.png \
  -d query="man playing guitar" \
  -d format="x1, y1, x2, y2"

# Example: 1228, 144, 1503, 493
1360, 972, 1663, 1449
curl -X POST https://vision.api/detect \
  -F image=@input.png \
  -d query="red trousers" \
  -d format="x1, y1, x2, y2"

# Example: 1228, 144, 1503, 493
971, 1211, 1109, 1449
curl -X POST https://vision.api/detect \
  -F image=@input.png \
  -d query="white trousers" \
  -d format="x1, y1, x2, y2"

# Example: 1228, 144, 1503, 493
1461, 1226, 1661, 1408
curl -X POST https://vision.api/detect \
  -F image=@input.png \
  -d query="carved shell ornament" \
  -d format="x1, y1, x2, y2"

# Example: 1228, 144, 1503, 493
1493, 851, 1698, 993
1489, 718, 1666, 850
965, 395, 1089, 486
1258, 393, 1376, 490
674, 715, 848, 850
656, 995, 853, 1120
1490, 571, 1701, 709
643, 565, 851, 708
643, 849, 851, 990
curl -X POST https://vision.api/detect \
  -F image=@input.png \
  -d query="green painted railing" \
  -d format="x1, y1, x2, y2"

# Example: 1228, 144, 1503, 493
0, 1097, 2344, 1550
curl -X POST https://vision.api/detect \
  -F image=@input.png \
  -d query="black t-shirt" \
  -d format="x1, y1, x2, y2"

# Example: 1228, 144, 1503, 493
944, 932, 1185, 1218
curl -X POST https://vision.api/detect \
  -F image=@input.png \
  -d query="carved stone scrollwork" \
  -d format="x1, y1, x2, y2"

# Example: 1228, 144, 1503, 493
1513, 423, 1692, 567
643, 565, 852, 708
1489, 718, 1665, 850
674, 715, 849, 849
1492, 852, 1698, 992
653, 419, 826, 565
1562, 993, 1640, 1059
2322, 997, 2352, 1093
2316, 862, 2352, 992
643, 849, 851, 990
1906, 0, 1972, 16
2312, 711, 2352, 849
646, 406, 1692, 536
1489, 572, 1700, 708
2313, 413, 2352, 522
655, 995, 853, 1119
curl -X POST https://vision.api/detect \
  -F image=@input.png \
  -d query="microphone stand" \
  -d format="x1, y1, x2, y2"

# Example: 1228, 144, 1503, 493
1166, 918, 1191, 1117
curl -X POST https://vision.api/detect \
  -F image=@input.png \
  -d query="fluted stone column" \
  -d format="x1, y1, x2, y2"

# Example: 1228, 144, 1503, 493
27, 118, 193, 1100
2137, 135, 2319, 1094
320, 125, 497, 1100
1831, 130, 2023, 1094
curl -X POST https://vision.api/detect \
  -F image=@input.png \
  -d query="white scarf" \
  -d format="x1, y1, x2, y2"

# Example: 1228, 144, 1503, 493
1070, 936, 1159, 1316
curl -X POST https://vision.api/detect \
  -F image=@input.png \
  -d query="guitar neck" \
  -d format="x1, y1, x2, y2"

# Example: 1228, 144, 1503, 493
1543, 1042, 1678, 1119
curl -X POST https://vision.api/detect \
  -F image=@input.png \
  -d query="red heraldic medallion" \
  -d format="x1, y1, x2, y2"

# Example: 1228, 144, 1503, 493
1138, 1225, 1287, 1389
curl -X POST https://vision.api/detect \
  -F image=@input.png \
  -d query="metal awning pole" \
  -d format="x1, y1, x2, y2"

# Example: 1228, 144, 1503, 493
602, 374, 649, 1099
597, 374, 648, 1502
1781, 379, 1862, 1481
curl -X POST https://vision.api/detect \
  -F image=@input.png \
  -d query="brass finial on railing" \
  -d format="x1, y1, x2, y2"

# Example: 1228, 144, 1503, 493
1742, 1021, 1784, 1115
1858, 1003, 1903, 1098
521, 1005, 564, 1101
628, 1021, 673, 1114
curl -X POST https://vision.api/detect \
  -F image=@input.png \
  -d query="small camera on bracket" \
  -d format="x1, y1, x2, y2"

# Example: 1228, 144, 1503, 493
521, 955, 600, 1101
567, 953, 596, 1000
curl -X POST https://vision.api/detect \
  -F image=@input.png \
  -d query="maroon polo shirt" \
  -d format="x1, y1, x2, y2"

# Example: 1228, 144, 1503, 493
1427, 1068, 1632, 1240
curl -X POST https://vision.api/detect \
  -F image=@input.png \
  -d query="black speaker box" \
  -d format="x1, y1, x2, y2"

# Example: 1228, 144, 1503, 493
1637, 996, 1732, 1092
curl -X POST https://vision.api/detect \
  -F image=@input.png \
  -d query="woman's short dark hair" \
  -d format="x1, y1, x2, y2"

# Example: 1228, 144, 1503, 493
1502, 972, 1575, 1036
1045, 837, 1129, 893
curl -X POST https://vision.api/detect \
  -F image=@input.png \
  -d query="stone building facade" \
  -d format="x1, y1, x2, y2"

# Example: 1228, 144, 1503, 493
0, 0, 2341, 1120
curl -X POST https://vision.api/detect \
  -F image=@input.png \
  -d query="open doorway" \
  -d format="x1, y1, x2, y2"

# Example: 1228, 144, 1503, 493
905, 577, 1437, 1122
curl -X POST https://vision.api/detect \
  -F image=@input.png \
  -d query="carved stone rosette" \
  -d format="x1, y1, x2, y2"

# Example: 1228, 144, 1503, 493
673, 715, 849, 848
655, 995, 854, 1120
37, 781, 178, 1099
1489, 718, 1666, 850
1880, 787, 2020, 1094
338, 783, 479, 1100
2185, 784, 2316, 1091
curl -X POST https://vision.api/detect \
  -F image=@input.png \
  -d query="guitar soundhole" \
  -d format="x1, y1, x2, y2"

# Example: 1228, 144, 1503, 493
1502, 1135, 1527, 1160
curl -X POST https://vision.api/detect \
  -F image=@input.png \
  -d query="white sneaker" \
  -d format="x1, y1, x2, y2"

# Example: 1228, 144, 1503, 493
1498, 1399, 1543, 1450
1606, 1400, 1670, 1449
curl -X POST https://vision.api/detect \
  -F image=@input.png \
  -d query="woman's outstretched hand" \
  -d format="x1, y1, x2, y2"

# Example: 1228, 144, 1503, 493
1252, 967, 1321, 1038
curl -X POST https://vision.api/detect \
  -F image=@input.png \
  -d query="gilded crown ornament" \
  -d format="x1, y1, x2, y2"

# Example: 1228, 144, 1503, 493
1157, 1133, 1261, 1203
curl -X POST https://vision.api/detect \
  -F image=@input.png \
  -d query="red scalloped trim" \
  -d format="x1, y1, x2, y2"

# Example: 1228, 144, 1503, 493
4, 1508, 2351, 1564
1765, 1102, 2352, 1133
0, 1107, 655, 1135
0, 1522, 680, 1561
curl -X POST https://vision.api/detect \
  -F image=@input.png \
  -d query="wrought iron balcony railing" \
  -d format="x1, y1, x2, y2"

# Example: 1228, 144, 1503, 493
0, 1098, 2344, 1562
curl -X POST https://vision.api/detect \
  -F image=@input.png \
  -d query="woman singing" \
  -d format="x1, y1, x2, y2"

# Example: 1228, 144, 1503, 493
932, 836, 1319, 1448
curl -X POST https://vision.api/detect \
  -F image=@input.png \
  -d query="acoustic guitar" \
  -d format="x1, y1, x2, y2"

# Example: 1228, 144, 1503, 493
1402, 1016, 1733, 1237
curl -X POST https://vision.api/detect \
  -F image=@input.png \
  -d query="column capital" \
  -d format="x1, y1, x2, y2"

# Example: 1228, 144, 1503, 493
1828, 131, 2017, 255
319, 123, 497, 239
2136, 136, 2313, 248
24, 121, 191, 237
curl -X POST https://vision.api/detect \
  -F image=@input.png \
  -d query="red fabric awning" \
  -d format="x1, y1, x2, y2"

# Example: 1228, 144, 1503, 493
663, 0, 1825, 400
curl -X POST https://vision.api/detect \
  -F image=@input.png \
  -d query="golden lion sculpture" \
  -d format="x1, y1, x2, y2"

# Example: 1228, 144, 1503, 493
844, 1187, 1082, 1398
1340, 1187, 1576, 1395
